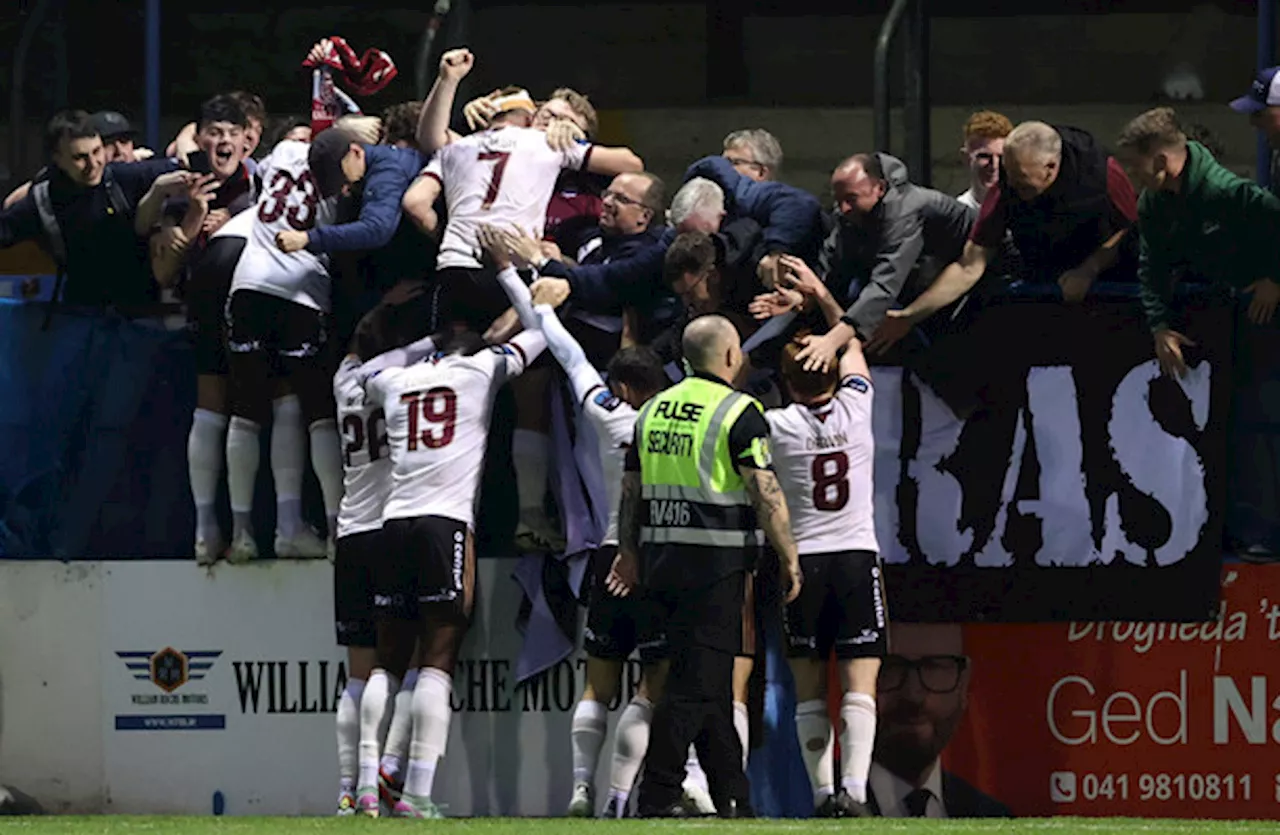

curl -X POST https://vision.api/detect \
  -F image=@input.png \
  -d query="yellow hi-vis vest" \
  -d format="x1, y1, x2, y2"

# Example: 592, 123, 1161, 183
635, 374, 765, 549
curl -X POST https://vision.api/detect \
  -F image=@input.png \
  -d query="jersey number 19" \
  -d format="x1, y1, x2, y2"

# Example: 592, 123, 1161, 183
401, 387, 458, 450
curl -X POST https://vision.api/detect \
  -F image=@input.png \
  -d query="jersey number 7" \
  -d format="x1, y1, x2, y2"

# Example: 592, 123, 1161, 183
477, 151, 511, 211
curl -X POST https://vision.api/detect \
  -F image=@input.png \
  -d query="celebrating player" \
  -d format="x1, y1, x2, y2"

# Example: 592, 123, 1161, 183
763, 256, 885, 818
490, 231, 672, 817
402, 47, 643, 333
209, 137, 344, 562
331, 309, 437, 815
358, 302, 547, 818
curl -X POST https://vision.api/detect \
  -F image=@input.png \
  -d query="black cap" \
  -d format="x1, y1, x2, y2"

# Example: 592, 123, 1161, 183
308, 127, 360, 199
91, 110, 135, 140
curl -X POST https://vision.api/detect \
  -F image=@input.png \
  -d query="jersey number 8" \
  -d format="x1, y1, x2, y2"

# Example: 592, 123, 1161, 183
811, 451, 850, 511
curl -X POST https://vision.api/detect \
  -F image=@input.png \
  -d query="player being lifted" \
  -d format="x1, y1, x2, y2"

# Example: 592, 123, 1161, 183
331, 307, 437, 816
753, 255, 886, 818
210, 136, 344, 562
402, 48, 643, 550
489, 227, 672, 818
358, 231, 547, 818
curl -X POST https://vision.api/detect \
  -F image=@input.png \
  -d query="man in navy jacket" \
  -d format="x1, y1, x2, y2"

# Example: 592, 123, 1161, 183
532, 156, 822, 317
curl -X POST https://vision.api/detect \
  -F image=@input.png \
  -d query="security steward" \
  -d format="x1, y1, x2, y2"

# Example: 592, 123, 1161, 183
608, 314, 803, 818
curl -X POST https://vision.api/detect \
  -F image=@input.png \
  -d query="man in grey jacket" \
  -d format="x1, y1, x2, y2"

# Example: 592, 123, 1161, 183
790, 153, 975, 371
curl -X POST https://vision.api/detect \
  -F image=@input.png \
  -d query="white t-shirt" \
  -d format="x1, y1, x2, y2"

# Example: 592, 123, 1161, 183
366, 341, 535, 526
578, 384, 638, 547
333, 356, 390, 538
218, 140, 337, 311
957, 187, 980, 211
766, 374, 878, 555
425, 126, 592, 270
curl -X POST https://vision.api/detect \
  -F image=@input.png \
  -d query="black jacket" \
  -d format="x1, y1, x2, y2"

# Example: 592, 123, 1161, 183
994, 125, 1136, 282
0, 158, 178, 307
819, 153, 975, 339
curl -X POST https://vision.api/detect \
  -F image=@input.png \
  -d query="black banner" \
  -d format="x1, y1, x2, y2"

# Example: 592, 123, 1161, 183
875, 298, 1231, 622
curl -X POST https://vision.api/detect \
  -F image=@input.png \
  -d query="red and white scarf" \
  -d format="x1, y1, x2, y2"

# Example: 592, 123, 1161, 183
303, 36, 398, 135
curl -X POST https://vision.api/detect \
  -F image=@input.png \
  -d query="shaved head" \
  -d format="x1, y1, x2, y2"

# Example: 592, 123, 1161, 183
682, 315, 740, 375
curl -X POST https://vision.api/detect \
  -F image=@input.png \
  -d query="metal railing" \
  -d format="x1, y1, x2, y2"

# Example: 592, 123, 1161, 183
873, 0, 931, 186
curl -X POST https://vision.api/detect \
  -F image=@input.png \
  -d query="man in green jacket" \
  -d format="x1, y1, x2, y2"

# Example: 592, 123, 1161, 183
1117, 106, 1280, 377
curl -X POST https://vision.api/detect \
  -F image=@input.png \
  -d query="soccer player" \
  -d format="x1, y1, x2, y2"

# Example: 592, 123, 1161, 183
490, 233, 671, 817
209, 137, 345, 562
403, 48, 642, 551
331, 309, 438, 815
765, 255, 885, 818
403, 47, 643, 332
359, 277, 547, 819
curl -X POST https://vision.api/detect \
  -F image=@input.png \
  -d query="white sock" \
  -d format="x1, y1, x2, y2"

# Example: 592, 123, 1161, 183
309, 418, 344, 539
683, 744, 709, 792
609, 696, 652, 796
733, 700, 750, 768
271, 395, 306, 539
512, 428, 551, 524
404, 668, 453, 801
380, 669, 419, 783
358, 669, 399, 791
225, 416, 260, 538
839, 692, 876, 804
796, 699, 835, 806
571, 699, 608, 785
188, 408, 228, 545
336, 677, 365, 794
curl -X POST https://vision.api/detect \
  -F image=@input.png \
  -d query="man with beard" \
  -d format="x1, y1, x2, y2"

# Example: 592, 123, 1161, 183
868, 623, 1010, 818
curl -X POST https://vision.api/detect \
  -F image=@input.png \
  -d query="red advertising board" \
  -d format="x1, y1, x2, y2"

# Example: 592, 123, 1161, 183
945, 564, 1278, 818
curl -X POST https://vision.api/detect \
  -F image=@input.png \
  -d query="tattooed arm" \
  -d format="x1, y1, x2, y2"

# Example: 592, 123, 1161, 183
608, 452, 644, 597
742, 466, 803, 603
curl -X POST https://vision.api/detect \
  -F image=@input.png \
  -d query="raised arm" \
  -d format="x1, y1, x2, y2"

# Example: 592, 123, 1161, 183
360, 333, 440, 380
584, 146, 644, 176
415, 48, 474, 154
535, 302, 604, 404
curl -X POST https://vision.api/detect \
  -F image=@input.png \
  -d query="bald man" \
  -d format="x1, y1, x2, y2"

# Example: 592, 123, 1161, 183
869, 121, 1139, 354
611, 314, 802, 818
788, 152, 974, 370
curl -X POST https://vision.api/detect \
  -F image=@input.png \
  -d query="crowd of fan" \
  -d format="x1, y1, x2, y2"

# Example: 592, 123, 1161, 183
3, 46, 1280, 560
7, 35, 1280, 823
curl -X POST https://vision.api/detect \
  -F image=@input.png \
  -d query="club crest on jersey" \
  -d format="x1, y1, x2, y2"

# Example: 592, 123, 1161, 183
845, 375, 870, 394
593, 389, 622, 412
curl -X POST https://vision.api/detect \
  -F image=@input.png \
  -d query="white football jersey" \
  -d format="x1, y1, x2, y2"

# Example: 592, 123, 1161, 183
579, 384, 638, 547
366, 342, 534, 526
767, 374, 878, 555
219, 140, 338, 311
334, 356, 390, 538
425, 126, 592, 270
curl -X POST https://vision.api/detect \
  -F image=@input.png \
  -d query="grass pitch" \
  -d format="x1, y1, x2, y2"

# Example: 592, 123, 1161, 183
1, 819, 1278, 834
